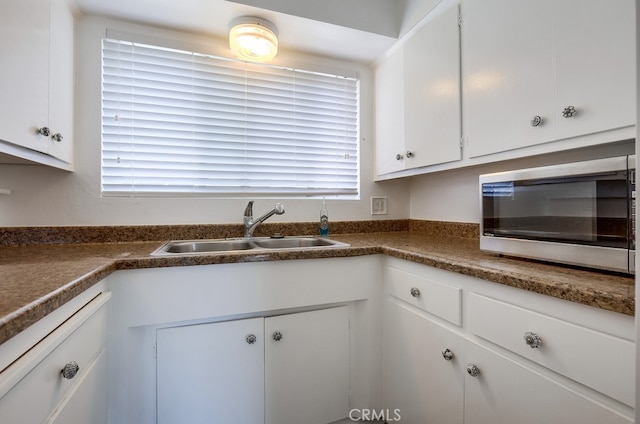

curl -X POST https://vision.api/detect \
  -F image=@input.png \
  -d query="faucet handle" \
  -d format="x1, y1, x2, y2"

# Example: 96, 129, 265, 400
274, 203, 285, 215
244, 201, 254, 218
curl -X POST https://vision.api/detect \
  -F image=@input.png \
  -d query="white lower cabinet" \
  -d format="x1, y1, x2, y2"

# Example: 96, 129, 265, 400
0, 292, 109, 424
157, 317, 264, 423
464, 341, 631, 424
265, 307, 350, 424
7, 255, 625, 424
157, 306, 350, 424
106, 257, 382, 424
383, 301, 632, 424
46, 349, 108, 424
467, 293, 634, 407
382, 258, 634, 424
383, 300, 464, 424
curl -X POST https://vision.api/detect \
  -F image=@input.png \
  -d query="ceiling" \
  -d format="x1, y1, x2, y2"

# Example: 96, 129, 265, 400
74, 0, 408, 63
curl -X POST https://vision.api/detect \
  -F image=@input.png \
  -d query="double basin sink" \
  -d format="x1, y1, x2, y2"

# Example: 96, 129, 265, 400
152, 236, 350, 255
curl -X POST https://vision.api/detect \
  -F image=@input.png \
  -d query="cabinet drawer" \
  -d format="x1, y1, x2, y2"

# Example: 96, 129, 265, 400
468, 293, 634, 407
46, 348, 107, 424
0, 293, 109, 423
387, 266, 461, 325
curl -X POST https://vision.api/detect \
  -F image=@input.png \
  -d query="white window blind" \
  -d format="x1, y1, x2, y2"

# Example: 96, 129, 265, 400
101, 38, 359, 196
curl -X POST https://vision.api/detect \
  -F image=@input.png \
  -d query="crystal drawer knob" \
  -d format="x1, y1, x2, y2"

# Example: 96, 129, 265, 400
466, 364, 480, 377
36, 127, 51, 137
530, 115, 542, 127
561, 106, 577, 118
245, 334, 257, 344
396, 154, 404, 161
51, 133, 63, 142
405, 150, 414, 158
524, 332, 542, 349
410, 287, 420, 298
272, 331, 283, 342
61, 361, 80, 379
442, 348, 454, 361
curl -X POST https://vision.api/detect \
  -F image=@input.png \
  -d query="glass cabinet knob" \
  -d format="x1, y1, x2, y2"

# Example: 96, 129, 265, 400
61, 361, 80, 379
466, 364, 480, 377
561, 106, 577, 118
36, 127, 51, 137
442, 348, 454, 361
524, 332, 542, 349
530, 115, 542, 126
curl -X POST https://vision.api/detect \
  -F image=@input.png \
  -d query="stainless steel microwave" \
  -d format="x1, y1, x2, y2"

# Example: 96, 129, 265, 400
480, 155, 636, 274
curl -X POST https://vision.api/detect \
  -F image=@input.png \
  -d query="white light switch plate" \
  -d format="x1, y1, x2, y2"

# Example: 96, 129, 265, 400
371, 197, 388, 215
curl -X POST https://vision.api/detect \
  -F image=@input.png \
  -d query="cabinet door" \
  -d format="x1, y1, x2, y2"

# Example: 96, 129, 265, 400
463, 0, 556, 157
464, 341, 632, 424
156, 318, 264, 424
47, 0, 75, 163
265, 306, 350, 424
404, 3, 461, 168
553, 0, 635, 141
375, 46, 406, 175
0, 0, 51, 154
383, 300, 464, 424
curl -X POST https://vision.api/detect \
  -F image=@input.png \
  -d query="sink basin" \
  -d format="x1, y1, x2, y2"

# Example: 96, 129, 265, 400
162, 239, 255, 253
252, 237, 337, 249
151, 236, 350, 255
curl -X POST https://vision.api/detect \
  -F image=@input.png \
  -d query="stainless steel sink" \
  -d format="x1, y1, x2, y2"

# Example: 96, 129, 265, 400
162, 239, 255, 254
151, 236, 350, 255
252, 237, 337, 249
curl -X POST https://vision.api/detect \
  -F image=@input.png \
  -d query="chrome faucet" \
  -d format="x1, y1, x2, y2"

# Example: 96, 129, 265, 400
243, 201, 285, 238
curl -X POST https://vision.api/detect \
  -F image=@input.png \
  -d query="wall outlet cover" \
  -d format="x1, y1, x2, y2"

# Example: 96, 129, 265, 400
371, 197, 388, 215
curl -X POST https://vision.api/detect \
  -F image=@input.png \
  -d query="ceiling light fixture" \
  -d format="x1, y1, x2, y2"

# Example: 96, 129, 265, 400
229, 16, 279, 62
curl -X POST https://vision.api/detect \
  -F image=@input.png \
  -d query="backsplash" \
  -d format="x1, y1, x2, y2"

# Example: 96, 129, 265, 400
0, 220, 479, 246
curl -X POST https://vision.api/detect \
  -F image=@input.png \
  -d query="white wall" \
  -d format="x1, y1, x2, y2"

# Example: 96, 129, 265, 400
0, 15, 409, 227
409, 140, 635, 223
399, 0, 446, 36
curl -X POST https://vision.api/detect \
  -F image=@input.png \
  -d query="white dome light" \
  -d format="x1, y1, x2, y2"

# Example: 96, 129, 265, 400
229, 17, 279, 62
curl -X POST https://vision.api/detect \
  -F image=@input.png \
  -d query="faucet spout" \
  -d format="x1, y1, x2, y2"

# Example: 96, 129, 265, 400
244, 201, 254, 220
243, 202, 285, 238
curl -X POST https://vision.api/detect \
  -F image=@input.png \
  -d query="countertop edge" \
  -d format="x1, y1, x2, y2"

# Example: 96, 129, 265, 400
0, 235, 634, 347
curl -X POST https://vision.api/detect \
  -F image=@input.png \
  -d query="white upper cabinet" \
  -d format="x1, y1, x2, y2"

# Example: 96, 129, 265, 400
553, 0, 635, 141
375, 1, 461, 177
463, 0, 635, 158
0, 0, 75, 169
0, 0, 50, 155
375, 46, 406, 175
47, 0, 75, 165
463, 0, 555, 156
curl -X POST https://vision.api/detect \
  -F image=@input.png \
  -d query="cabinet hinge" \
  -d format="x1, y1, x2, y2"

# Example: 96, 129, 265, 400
460, 137, 464, 152
457, 13, 462, 27
153, 343, 157, 358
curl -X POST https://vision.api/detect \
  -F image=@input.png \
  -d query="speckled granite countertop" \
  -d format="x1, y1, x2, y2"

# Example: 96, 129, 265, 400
0, 226, 634, 346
